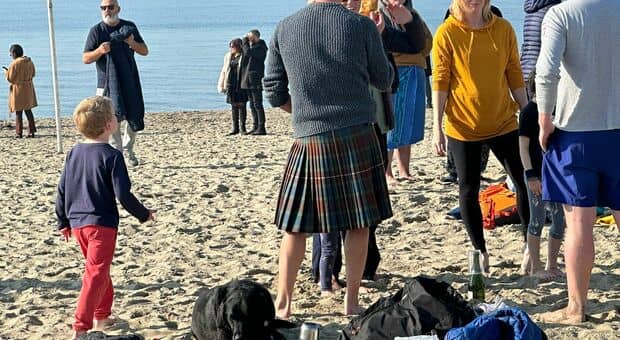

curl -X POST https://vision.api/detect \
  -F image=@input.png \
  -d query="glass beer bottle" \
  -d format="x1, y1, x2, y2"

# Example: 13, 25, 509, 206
468, 249, 485, 301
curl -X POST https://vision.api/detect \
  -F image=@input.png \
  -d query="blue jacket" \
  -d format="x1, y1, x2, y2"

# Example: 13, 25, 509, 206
520, 0, 562, 83
445, 308, 546, 340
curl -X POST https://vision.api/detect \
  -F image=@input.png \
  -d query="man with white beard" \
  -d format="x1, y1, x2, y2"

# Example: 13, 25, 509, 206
83, 0, 149, 167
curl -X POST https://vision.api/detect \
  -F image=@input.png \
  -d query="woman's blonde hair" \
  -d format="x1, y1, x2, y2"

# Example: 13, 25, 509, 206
449, 0, 493, 23
73, 96, 115, 139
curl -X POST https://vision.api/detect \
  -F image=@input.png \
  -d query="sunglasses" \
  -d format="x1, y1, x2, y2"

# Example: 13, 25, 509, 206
100, 5, 116, 11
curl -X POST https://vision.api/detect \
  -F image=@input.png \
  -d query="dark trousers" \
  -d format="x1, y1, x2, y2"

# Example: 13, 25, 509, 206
247, 89, 265, 131
229, 103, 247, 133
448, 131, 529, 253
446, 143, 490, 178
15, 110, 36, 137
312, 233, 342, 290
363, 125, 388, 279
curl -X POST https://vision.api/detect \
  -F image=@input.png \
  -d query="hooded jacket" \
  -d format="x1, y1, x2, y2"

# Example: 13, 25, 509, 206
432, 15, 525, 142
520, 0, 562, 82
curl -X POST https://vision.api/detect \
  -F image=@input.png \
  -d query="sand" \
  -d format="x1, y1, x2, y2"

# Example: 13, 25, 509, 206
0, 109, 618, 339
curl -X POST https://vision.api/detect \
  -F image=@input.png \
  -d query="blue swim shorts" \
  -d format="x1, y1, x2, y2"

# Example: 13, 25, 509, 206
542, 128, 620, 210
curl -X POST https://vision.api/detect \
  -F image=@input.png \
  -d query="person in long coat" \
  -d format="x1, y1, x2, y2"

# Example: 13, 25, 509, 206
5, 44, 37, 138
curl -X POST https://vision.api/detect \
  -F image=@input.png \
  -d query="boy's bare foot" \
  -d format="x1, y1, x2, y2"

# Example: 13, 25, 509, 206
538, 307, 585, 324
92, 317, 116, 331
71, 330, 87, 340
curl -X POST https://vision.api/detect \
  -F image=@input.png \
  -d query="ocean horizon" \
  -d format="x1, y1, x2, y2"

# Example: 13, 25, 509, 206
1, 0, 525, 117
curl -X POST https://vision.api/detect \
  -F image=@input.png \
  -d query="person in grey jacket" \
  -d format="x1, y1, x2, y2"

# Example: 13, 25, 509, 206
536, 0, 620, 325
264, 0, 393, 319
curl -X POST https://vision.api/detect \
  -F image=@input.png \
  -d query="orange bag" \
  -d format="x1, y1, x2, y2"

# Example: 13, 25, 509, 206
479, 183, 519, 230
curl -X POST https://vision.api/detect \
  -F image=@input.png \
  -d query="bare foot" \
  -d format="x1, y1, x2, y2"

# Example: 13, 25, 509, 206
92, 317, 116, 331
275, 298, 291, 320
320, 290, 335, 297
538, 307, 585, 324
519, 249, 530, 276
399, 173, 415, 182
344, 304, 365, 316
546, 267, 564, 279
72, 330, 87, 340
332, 278, 345, 290
530, 269, 554, 282
385, 174, 398, 186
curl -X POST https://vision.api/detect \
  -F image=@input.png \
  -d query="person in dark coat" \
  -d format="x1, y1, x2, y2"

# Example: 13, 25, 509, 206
240, 29, 268, 135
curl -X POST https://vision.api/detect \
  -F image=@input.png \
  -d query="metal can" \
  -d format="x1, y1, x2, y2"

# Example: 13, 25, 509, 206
299, 322, 321, 340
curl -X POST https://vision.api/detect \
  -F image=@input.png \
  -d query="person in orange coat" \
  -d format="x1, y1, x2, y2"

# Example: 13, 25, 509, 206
5, 44, 37, 138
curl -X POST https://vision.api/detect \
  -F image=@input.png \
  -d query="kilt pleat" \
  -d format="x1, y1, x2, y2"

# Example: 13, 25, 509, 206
274, 124, 393, 233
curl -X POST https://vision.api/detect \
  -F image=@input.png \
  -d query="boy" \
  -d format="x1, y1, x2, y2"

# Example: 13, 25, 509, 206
518, 71, 565, 280
55, 96, 154, 339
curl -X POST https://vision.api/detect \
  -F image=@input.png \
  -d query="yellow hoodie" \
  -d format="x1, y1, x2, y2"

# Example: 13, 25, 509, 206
432, 15, 525, 141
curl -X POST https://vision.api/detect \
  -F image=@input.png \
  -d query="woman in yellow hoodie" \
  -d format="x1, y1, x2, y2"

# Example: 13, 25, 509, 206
431, 0, 529, 271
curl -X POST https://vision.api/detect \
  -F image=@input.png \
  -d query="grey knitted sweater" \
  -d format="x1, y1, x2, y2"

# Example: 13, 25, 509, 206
263, 2, 394, 138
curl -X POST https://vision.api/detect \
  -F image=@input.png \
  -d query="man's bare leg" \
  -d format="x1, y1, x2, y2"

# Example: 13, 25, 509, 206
275, 232, 306, 319
343, 228, 369, 315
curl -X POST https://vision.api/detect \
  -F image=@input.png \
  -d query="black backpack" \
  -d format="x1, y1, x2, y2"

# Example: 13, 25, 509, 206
339, 276, 476, 340
191, 279, 295, 340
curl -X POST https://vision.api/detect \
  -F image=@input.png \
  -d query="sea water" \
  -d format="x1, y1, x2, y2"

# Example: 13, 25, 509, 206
0, 0, 524, 117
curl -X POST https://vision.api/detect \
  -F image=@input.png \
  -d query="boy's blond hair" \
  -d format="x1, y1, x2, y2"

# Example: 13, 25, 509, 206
73, 96, 115, 139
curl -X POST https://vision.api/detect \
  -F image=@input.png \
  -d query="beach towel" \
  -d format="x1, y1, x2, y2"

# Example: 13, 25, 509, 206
191, 279, 294, 340
445, 307, 547, 340
339, 276, 475, 340
105, 25, 145, 132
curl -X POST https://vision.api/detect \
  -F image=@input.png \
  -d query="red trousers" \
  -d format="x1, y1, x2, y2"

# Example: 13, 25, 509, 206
72, 226, 117, 332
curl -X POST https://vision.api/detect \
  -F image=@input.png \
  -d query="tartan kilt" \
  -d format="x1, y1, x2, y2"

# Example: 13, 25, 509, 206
274, 124, 393, 233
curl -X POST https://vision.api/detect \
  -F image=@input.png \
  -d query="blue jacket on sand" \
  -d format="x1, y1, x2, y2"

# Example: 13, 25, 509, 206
445, 307, 546, 340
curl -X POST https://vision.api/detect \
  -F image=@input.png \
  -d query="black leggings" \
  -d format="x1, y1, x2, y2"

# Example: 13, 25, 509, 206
448, 131, 529, 253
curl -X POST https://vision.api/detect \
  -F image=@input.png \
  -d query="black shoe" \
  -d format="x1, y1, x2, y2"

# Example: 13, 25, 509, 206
227, 130, 239, 136
247, 127, 257, 135
251, 128, 266, 135
441, 174, 458, 183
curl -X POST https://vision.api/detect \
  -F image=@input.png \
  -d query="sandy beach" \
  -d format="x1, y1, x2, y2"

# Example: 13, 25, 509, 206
0, 108, 618, 339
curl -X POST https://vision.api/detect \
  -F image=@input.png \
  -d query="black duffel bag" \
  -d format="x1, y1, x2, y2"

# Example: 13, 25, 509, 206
340, 276, 476, 340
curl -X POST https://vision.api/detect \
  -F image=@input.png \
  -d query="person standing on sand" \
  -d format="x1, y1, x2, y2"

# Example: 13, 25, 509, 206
5, 44, 37, 138
518, 71, 565, 281
83, 0, 149, 167
218, 38, 249, 135
263, 0, 393, 318
382, 0, 433, 185
240, 29, 268, 135
536, 0, 620, 325
56, 96, 155, 340
432, 0, 530, 273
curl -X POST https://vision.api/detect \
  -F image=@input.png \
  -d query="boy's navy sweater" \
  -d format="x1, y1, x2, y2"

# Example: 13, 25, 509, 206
55, 143, 149, 230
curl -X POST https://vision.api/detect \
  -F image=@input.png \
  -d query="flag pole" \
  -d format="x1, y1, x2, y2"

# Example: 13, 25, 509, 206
47, 0, 63, 153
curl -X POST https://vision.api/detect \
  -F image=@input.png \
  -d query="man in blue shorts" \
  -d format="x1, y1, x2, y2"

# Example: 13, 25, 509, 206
536, 0, 620, 325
